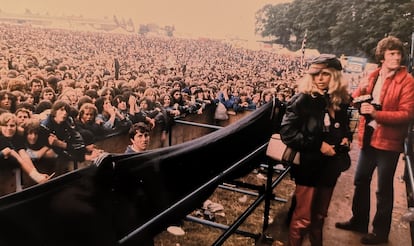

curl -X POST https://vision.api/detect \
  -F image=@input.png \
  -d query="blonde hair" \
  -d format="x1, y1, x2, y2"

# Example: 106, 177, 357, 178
0, 112, 16, 126
143, 87, 159, 99
78, 102, 98, 120
23, 118, 41, 134
8, 78, 27, 92
298, 68, 350, 111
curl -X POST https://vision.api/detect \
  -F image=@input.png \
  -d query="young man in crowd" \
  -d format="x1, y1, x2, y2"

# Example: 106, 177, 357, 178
125, 122, 151, 153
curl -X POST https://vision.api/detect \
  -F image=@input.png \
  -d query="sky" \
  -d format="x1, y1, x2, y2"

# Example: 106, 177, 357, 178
0, 0, 290, 41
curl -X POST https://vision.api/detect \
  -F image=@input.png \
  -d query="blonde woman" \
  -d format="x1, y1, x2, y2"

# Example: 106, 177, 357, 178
280, 54, 352, 246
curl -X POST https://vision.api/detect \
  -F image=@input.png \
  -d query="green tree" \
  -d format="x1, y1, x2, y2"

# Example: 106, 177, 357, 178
256, 0, 414, 61
255, 3, 292, 47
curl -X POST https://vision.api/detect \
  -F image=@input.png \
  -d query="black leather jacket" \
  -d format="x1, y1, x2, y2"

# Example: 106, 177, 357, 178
280, 92, 351, 186
40, 115, 86, 162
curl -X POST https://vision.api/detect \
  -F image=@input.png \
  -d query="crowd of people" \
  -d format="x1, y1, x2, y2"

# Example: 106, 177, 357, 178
1, 22, 414, 246
0, 23, 303, 185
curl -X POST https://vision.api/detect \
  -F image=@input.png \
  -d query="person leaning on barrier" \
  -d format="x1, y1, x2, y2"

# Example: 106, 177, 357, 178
23, 118, 57, 161
158, 93, 180, 143
169, 89, 190, 115
232, 90, 256, 113
335, 36, 414, 245
159, 93, 181, 118
124, 92, 156, 128
39, 100, 87, 162
15, 107, 31, 136
95, 96, 130, 131
258, 89, 274, 107
0, 112, 52, 184
279, 54, 352, 246
217, 84, 237, 110
75, 102, 107, 145
112, 94, 132, 125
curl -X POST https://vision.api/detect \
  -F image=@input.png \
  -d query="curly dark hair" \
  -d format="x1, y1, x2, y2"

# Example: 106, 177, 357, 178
375, 36, 404, 64
0, 90, 17, 113
128, 122, 150, 139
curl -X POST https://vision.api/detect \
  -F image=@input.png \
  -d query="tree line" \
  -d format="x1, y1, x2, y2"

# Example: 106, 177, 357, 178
255, 0, 414, 62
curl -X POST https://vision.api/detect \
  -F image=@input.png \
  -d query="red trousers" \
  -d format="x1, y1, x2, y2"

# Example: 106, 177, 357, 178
288, 185, 335, 246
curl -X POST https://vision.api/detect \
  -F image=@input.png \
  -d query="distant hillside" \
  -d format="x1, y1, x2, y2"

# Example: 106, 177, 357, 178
0, 10, 135, 34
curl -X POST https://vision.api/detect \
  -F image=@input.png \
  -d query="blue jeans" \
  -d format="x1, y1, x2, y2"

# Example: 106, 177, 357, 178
350, 145, 400, 237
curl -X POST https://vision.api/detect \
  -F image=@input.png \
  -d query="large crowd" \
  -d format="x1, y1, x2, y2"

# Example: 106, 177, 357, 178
0, 23, 305, 184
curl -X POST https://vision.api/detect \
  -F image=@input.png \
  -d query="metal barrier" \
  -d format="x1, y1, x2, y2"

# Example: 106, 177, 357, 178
167, 112, 291, 245
403, 123, 414, 241
404, 124, 414, 204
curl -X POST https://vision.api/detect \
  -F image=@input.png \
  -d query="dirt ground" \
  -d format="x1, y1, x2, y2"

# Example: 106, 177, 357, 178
154, 140, 412, 246
153, 166, 296, 246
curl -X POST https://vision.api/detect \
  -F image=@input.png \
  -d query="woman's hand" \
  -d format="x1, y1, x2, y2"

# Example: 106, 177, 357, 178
340, 138, 350, 146
320, 141, 336, 156
340, 138, 351, 150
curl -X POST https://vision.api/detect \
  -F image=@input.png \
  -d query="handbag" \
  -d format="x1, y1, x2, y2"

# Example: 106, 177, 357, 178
333, 145, 351, 172
266, 134, 300, 165
333, 152, 351, 172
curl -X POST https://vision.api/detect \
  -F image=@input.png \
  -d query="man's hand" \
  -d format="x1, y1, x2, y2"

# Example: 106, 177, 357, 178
360, 102, 377, 118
